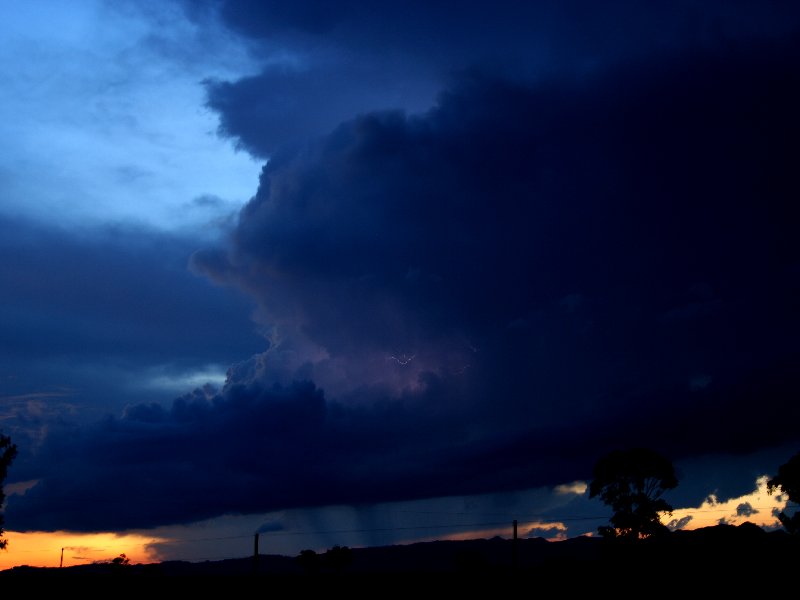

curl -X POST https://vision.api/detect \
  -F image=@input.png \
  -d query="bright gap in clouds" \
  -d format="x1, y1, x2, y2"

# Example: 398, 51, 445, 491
138, 364, 228, 393
0, 0, 262, 232
666, 475, 787, 532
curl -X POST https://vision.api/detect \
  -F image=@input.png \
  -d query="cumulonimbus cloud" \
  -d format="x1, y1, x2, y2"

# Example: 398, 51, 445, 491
9, 34, 800, 531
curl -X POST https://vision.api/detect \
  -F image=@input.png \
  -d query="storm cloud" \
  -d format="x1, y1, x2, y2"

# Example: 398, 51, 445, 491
197, 37, 800, 446
5, 2, 800, 535
7, 375, 590, 531
200, 7, 800, 496
8, 31, 800, 532
0, 216, 262, 431
205, 0, 800, 156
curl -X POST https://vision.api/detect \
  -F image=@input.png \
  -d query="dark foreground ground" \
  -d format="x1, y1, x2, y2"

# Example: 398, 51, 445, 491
1, 523, 796, 593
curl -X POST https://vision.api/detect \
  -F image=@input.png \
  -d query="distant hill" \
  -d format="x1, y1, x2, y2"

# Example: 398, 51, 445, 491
1, 523, 796, 592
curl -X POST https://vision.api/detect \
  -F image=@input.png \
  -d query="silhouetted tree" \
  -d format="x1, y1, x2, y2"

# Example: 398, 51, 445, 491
324, 545, 353, 572
296, 549, 321, 573
0, 433, 18, 550
767, 451, 800, 534
589, 448, 678, 539
110, 553, 131, 566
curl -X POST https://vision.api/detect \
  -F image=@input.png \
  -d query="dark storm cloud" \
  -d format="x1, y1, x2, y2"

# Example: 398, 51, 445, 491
667, 516, 693, 531
11, 33, 800, 532
736, 502, 758, 517
216, 0, 800, 70
196, 37, 800, 500
204, 0, 800, 156
0, 217, 259, 363
205, 64, 436, 158
8, 376, 590, 531
8, 6, 800, 532
0, 216, 262, 425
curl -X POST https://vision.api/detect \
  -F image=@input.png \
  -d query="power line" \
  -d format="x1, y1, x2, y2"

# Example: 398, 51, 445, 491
5, 503, 790, 567
262, 521, 511, 537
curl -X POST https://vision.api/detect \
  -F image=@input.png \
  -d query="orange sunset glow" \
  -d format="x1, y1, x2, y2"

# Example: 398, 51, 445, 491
664, 475, 787, 531
0, 531, 168, 570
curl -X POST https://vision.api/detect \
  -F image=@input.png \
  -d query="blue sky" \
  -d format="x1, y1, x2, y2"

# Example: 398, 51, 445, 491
0, 0, 260, 231
1, 0, 799, 567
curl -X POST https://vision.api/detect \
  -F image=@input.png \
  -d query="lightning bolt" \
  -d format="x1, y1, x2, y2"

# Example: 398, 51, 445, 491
389, 354, 415, 365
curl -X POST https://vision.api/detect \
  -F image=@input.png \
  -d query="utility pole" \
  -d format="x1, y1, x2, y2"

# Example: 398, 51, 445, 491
60, 547, 64, 568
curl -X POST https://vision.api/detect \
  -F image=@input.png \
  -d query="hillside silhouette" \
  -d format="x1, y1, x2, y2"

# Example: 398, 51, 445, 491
2, 523, 796, 592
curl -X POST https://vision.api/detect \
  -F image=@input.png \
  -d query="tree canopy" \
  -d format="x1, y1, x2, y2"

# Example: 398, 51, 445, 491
0, 433, 18, 550
767, 451, 800, 534
589, 447, 678, 540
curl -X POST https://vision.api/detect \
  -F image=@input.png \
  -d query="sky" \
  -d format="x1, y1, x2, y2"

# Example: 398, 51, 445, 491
1, 0, 799, 568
